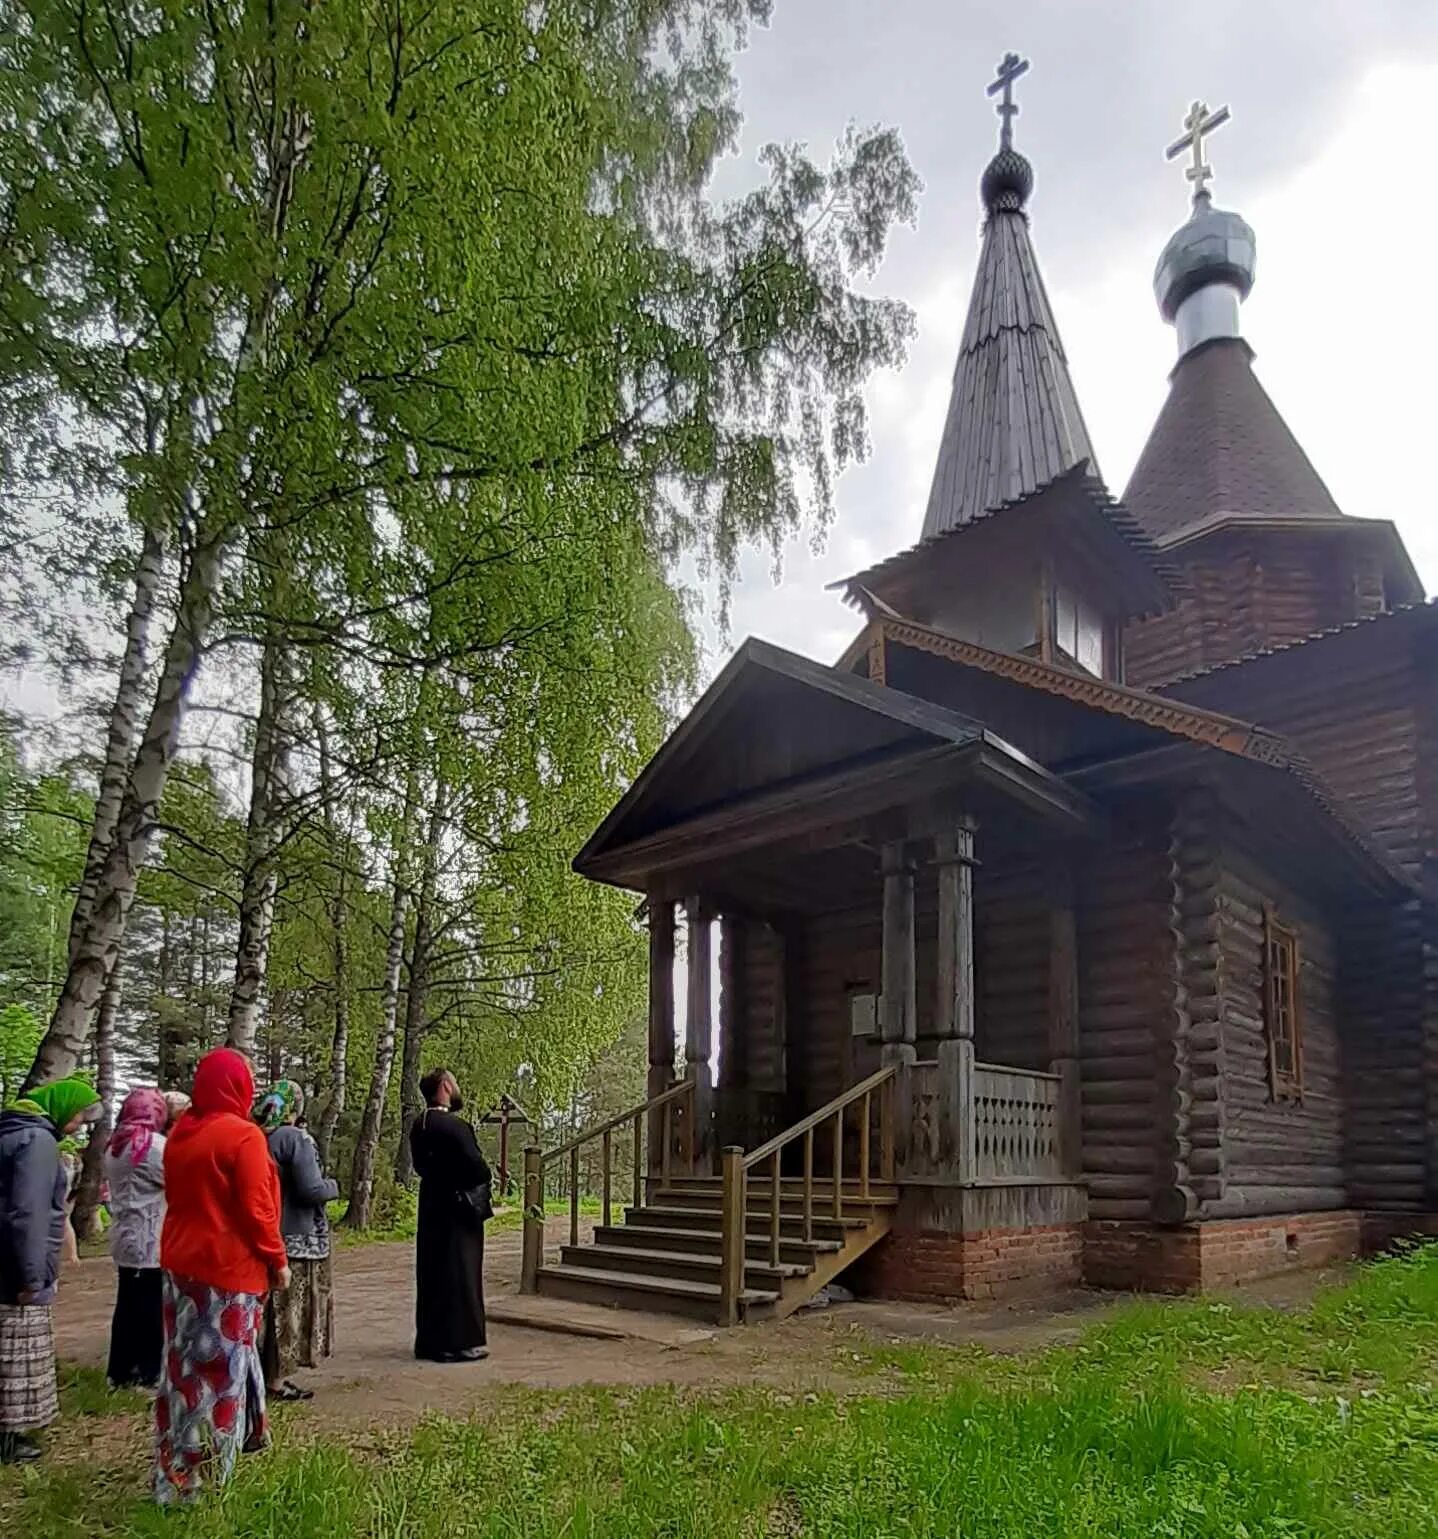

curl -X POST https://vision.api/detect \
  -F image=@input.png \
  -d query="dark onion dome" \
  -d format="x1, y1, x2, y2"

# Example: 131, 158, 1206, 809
981, 148, 1034, 214
1153, 195, 1256, 322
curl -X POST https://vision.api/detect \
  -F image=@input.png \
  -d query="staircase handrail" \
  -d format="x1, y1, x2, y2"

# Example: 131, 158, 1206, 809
520, 1077, 695, 1295
741, 1064, 897, 1172
719, 1064, 897, 1326
543, 1078, 693, 1163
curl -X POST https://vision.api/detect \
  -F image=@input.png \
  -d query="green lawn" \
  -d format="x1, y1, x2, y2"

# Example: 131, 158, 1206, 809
7, 1246, 1438, 1536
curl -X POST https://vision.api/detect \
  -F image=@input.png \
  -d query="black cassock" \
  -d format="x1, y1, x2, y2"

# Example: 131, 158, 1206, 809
409, 1108, 490, 1360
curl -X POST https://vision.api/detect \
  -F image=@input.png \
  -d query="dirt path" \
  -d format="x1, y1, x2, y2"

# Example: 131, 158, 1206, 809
52, 1221, 1344, 1432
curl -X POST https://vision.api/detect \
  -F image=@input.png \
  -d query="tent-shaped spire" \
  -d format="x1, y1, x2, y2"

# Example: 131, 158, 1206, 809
921, 81, 1097, 540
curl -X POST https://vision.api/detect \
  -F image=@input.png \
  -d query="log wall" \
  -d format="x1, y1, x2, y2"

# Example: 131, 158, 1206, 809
1075, 805, 1176, 1220
1204, 836, 1346, 1218
1125, 532, 1357, 688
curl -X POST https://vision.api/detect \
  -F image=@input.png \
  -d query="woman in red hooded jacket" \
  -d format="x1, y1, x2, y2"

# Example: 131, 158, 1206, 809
153, 1048, 288, 1506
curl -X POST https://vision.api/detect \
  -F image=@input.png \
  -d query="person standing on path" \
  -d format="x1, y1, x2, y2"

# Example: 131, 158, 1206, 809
154, 1048, 288, 1505
409, 1068, 491, 1363
103, 1087, 171, 1389
0, 1076, 101, 1465
253, 1080, 337, 1402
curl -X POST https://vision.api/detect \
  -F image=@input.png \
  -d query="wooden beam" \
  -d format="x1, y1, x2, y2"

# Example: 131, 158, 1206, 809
1047, 866, 1082, 1177
686, 898, 715, 1173
934, 820, 977, 1183
646, 898, 676, 1182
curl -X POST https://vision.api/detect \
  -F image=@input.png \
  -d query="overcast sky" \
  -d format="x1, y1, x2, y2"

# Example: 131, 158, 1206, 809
701, 1, 1438, 674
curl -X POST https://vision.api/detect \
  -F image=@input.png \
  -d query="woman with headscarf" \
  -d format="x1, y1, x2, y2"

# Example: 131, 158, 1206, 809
0, 1076, 101, 1464
161, 1091, 191, 1129
253, 1080, 338, 1402
102, 1087, 170, 1388
154, 1049, 287, 1505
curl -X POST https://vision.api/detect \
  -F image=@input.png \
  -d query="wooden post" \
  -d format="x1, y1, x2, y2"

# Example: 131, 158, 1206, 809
520, 1145, 543, 1294
647, 899, 676, 1185
569, 1146, 580, 1245
718, 1146, 746, 1327
686, 897, 715, 1173
880, 839, 918, 1176
1049, 867, 1083, 1178
935, 817, 977, 1183
631, 1110, 643, 1212
601, 1127, 612, 1228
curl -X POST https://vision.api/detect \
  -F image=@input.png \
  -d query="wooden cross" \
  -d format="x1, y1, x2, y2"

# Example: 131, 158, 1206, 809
986, 51, 1030, 152
1166, 99, 1231, 203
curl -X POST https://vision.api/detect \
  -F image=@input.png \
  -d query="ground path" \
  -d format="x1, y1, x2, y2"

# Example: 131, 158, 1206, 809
52, 1219, 1340, 1432
52, 1216, 1134, 1429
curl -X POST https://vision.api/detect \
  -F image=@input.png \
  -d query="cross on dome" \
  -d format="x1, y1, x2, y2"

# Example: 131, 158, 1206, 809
1166, 99, 1231, 206
986, 51, 1030, 152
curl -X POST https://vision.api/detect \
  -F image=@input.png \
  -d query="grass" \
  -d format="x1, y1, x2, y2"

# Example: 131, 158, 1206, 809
6, 1246, 1438, 1536
329, 1193, 603, 1247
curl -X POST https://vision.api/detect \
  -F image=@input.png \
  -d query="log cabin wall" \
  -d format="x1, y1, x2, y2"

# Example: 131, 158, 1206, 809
1076, 802, 1178, 1220
1124, 532, 1364, 688
716, 914, 791, 1149
1193, 633, 1434, 1210
794, 902, 882, 1117
1206, 832, 1346, 1218
970, 856, 1052, 1071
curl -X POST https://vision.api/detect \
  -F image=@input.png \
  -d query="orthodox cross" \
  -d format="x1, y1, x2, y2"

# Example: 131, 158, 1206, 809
987, 51, 1030, 152
1166, 98, 1231, 203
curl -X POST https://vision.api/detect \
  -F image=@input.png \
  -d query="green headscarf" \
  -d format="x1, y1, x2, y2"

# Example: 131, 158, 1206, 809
253, 1079, 304, 1133
9, 1076, 101, 1131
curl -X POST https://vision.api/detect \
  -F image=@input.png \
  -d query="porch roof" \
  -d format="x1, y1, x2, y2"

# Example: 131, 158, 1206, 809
574, 638, 1096, 892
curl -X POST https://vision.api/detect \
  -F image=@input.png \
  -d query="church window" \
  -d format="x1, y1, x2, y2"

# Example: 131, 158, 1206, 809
1262, 906, 1303, 1101
1053, 583, 1106, 676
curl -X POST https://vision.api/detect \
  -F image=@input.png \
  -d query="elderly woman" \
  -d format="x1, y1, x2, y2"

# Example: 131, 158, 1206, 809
103, 1087, 170, 1389
253, 1080, 338, 1402
0, 1077, 101, 1465
154, 1049, 287, 1505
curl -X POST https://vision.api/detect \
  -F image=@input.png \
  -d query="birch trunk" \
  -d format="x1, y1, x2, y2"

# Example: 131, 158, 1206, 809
315, 707, 350, 1167
72, 956, 122, 1240
27, 530, 227, 1090
393, 785, 446, 1186
67, 526, 167, 970
226, 634, 290, 1054
343, 785, 417, 1229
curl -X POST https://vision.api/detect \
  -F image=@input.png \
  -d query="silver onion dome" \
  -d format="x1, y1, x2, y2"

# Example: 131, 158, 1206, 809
1153, 194, 1256, 357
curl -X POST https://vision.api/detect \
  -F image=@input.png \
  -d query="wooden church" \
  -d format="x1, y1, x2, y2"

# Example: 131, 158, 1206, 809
520, 65, 1438, 1320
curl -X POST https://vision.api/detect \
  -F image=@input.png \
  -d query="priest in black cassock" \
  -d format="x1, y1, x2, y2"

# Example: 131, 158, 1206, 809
409, 1068, 492, 1362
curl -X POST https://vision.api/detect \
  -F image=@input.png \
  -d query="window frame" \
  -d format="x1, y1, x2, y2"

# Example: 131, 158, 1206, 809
1262, 904, 1304, 1102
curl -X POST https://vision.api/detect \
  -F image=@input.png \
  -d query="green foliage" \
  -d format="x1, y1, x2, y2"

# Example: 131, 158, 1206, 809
0, 1003, 42, 1103
0, 726, 91, 1021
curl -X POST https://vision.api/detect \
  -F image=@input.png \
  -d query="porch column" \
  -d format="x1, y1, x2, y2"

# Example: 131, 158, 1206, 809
1048, 867, 1082, 1178
685, 897, 715, 1172
880, 841, 917, 1170
934, 817, 977, 1183
646, 898, 676, 1181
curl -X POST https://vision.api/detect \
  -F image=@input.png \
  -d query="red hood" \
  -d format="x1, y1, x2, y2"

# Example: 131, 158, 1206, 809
189, 1048, 255, 1119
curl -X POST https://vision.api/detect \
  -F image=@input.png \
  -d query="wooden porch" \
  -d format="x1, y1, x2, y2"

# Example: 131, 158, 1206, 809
528, 640, 1090, 1322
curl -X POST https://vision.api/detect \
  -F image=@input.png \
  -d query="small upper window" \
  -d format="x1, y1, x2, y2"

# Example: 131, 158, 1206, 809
1262, 906, 1303, 1102
1054, 583, 1106, 676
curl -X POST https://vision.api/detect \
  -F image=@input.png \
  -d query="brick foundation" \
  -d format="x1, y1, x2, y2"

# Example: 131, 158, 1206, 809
1084, 1210, 1365, 1293
854, 1222, 1085, 1302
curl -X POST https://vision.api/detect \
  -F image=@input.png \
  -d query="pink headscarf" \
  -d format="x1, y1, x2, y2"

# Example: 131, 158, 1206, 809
107, 1087, 169, 1167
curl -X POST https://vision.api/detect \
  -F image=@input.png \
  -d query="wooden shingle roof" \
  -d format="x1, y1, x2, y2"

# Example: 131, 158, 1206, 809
1123, 336, 1347, 543
921, 182, 1096, 538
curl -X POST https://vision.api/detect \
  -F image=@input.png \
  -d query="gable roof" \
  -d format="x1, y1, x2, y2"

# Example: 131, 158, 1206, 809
573, 636, 1092, 887
922, 169, 1096, 537
836, 465, 1180, 620
1124, 337, 1347, 543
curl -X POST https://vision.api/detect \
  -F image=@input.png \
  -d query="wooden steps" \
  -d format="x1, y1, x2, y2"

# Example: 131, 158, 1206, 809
534, 1177, 892, 1324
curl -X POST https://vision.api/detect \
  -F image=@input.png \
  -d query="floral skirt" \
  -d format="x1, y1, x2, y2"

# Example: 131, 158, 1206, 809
0, 1303, 59, 1431
261, 1254, 334, 1386
153, 1274, 267, 1505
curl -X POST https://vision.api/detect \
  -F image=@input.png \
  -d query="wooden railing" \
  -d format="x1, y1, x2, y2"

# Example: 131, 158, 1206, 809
718, 1064, 896, 1326
973, 1061, 1062, 1182
520, 1078, 694, 1293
